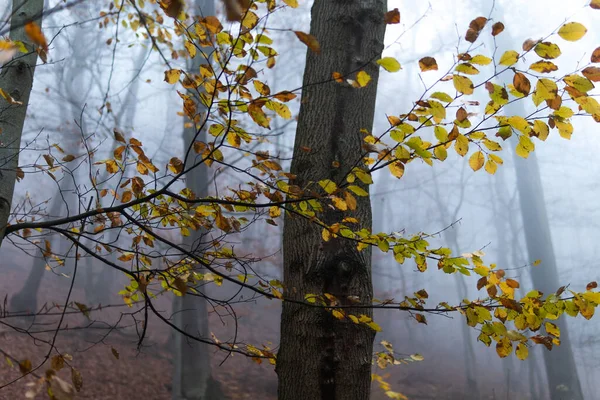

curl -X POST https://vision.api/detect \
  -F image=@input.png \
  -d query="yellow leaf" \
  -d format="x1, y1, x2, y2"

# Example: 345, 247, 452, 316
367, 321, 382, 332
354, 168, 373, 184
430, 92, 453, 103
347, 185, 368, 196
283, 0, 298, 7
253, 80, 271, 96
434, 145, 447, 161
545, 322, 560, 337
515, 343, 529, 360
558, 22, 587, 42
322, 228, 331, 242
471, 55, 492, 65
266, 100, 291, 119
121, 190, 133, 203
534, 42, 561, 59
529, 61, 558, 74
575, 96, 600, 116
555, 120, 573, 139
535, 78, 558, 101
564, 74, 594, 93
533, 120, 550, 141
241, 11, 259, 29
319, 179, 338, 194
377, 57, 401, 72
515, 135, 534, 158
468, 151, 484, 171
453, 75, 474, 95
332, 310, 345, 319
499, 50, 519, 66
388, 162, 404, 178
454, 134, 469, 156
106, 159, 119, 174
164, 69, 181, 84
496, 337, 513, 358
455, 63, 479, 75
331, 196, 348, 211
356, 70, 371, 87
582, 291, 600, 304
184, 40, 197, 58
269, 206, 281, 218
484, 159, 497, 174
507, 116, 530, 133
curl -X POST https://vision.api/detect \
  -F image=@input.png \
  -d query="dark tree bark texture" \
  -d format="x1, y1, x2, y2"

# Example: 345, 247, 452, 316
277, 1, 387, 400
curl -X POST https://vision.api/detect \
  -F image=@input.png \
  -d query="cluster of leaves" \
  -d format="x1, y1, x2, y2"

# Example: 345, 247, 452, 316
48, 0, 600, 364
5, 0, 600, 398
278, 6, 600, 361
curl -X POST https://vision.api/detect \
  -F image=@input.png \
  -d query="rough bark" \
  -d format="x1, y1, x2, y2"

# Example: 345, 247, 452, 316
277, 2, 386, 400
171, 1, 222, 399
514, 150, 583, 400
0, 0, 43, 246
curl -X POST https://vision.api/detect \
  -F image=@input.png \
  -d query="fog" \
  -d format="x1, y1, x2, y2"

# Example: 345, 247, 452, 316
0, 0, 599, 399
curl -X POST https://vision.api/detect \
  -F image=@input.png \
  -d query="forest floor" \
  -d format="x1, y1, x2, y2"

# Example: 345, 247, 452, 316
0, 258, 528, 400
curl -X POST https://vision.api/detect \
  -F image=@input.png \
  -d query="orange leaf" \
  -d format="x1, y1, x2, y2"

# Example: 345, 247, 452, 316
384, 8, 400, 24
294, 31, 320, 53
24, 22, 47, 51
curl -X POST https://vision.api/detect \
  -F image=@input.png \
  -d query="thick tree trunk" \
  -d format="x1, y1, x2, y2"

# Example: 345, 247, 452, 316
0, 0, 43, 246
171, 1, 222, 399
277, 2, 386, 400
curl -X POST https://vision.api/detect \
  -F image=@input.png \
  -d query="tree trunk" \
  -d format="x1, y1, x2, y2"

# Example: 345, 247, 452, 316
171, 1, 222, 399
277, 2, 386, 400
491, 6, 583, 393
513, 150, 583, 400
0, 0, 43, 246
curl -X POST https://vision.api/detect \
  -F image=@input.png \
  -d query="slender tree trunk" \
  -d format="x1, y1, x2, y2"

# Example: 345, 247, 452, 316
0, 0, 43, 246
430, 169, 480, 399
171, 1, 222, 399
513, 150, 583, 400
277, 2, 386, 399
492, 5, 583, 393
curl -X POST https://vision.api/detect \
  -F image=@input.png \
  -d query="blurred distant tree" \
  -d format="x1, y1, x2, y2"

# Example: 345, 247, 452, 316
0, 0, 44, 246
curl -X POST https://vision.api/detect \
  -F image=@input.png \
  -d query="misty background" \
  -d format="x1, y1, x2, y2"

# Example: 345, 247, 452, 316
1, 0, 599, 398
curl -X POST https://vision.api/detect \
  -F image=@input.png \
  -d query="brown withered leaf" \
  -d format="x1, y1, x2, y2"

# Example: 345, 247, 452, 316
491, 22, 505, 36
513, 72, 531, 95
418, 56, 438, 72
384, 8, 400, 24
591, 47, 600, 63
294, 31, 320, 53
